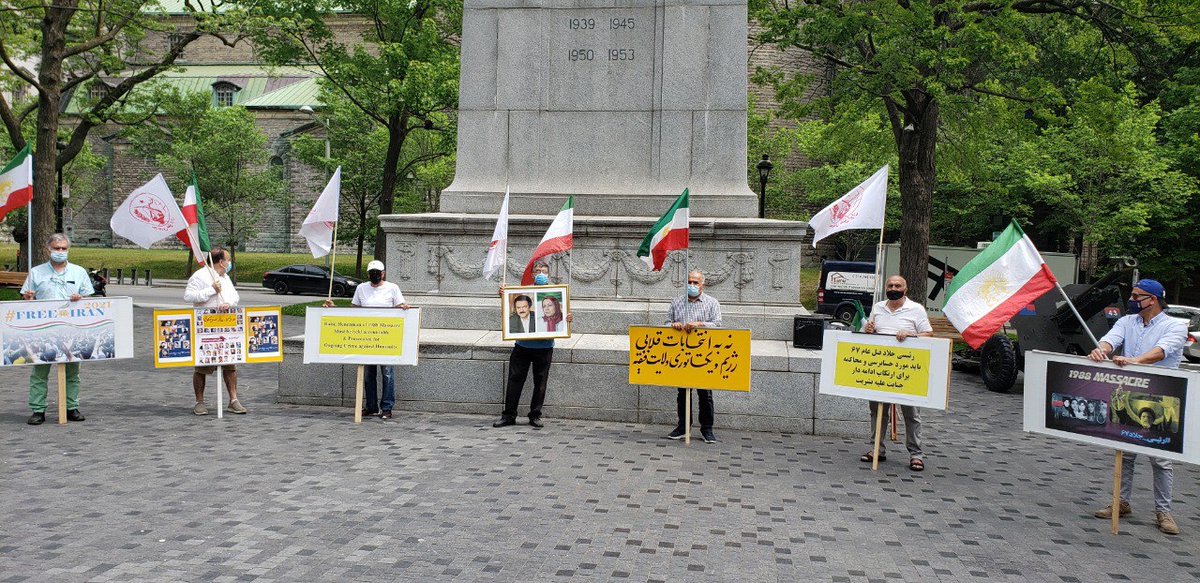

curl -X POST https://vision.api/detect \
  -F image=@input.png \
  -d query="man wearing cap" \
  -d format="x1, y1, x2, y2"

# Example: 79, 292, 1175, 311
1088, 278, 1188, 535
324, 259, 410, 419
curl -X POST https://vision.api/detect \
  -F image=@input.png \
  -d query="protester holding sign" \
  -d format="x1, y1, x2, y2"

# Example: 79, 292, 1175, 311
494, 261, 573, 430
183, 248, 245, 415
323, 260, 410, 419
1087, 279, 1187, 535
665, 271, 723, 444
20, 233, 94, 425
861, 275, 933, 471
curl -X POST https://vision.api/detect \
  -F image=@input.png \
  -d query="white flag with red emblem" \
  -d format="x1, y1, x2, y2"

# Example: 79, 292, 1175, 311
810, 165, 888, 246
110, 174, 188, 248
300, 167, 341, 258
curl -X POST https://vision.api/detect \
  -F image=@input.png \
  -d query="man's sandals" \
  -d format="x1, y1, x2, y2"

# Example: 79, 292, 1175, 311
859, 451, 886, 463
909, 458, 925, 471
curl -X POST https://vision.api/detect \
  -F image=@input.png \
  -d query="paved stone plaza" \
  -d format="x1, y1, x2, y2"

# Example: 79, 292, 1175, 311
2, 309, 1197, 582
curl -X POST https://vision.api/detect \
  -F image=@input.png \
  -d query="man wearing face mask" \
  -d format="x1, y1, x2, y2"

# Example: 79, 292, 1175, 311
184, 248, 244, 415
20, 233, 94, 425
861, 275, 933, 471
493, 261, 573, 429
1088, 279, 1187, 535
324, 260, 410, 419
665, 271, 723, 443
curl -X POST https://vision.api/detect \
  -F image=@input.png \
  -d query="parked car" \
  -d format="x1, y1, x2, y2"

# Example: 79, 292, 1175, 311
816, 260, 876, 323
262, 265, 360, 297
1162, 305, 1200, 363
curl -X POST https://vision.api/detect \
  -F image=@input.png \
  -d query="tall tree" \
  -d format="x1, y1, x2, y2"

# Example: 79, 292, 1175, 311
124, 92, 285, 267
754, 0, 1194, 300
252, 0, 460, 264
0, 0, 246, 266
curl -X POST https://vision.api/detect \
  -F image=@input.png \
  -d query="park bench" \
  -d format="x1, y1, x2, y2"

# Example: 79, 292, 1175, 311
0, 271, 27, 288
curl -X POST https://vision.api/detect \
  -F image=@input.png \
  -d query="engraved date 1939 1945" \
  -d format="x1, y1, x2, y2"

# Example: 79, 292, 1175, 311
567, 16, 638, 62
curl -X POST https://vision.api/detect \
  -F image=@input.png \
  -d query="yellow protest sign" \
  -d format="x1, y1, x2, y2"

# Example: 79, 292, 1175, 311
319, 316, 405, 356
303, 307, 421, 365
628, 326, 751, 392
833, 342, 931, 397
818, 330, 951, 410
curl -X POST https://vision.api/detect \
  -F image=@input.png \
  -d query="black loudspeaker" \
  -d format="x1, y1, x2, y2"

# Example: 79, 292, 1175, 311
793, 315, 832, 349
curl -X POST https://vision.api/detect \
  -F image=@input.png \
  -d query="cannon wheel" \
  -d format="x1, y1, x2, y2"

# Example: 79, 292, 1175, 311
980, 334, 1019, 393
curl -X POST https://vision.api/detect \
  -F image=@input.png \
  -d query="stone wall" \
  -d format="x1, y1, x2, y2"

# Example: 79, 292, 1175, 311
279, 329, 870, 437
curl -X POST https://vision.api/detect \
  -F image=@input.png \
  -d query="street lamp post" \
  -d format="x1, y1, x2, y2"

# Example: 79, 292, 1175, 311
756, 154, 773, 219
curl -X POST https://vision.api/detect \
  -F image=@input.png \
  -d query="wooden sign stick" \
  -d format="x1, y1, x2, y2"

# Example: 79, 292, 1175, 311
890, 403, 898, 442
872, 403, 885, 471
216, 365, 224, 419
1111, 450, 1124, 535
684, 388, 692, 445
57, 364, 67, 425
354, 365, 365, 424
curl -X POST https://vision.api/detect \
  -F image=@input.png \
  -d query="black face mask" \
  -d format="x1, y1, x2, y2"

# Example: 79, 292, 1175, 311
368, 271, 382, 284
885, 290, 905, 301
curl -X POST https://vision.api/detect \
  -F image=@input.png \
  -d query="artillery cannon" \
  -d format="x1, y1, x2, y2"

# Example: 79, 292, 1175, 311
974, 257, 1137, 392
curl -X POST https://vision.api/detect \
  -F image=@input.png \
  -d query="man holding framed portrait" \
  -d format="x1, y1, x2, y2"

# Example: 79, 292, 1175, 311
494, 261, 573, 429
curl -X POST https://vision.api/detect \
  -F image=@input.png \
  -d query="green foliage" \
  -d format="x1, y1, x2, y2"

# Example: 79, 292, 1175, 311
123, 92, 285, 254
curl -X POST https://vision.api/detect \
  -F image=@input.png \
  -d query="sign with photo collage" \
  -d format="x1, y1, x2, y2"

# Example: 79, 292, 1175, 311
1023, 351, 1200, 463
152, 306, 283, 368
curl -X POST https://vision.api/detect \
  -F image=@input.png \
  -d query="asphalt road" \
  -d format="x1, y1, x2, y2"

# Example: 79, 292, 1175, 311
106, 282, 317, 310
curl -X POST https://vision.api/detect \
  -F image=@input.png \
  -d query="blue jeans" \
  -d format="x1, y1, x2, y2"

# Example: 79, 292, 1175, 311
363, 365, 395, 413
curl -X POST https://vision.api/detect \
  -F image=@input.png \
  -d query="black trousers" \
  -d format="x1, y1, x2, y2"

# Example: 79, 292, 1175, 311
502, 345, 553, 420
676, 388, 714, 430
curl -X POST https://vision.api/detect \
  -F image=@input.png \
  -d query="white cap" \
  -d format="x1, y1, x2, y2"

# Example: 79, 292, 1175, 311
367, 260, 385, 272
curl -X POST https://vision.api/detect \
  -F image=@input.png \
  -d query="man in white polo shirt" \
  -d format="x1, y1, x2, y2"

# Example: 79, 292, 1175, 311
861, 275, 933, 471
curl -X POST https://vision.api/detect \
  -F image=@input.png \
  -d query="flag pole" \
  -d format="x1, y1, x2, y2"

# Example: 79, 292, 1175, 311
26, 198, 32, 271
327, 221, 340, 299
1055, 282, 1101, 349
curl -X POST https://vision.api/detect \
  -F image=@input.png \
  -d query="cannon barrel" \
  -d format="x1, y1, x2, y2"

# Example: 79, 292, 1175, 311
1050, 261, 1136, 330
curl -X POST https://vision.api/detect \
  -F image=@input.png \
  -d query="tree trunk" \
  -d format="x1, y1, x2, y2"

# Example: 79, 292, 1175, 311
895, 95, 939, 305
373, 116, 407, 265
356, 207, 367, 277
31, 7, 69, 266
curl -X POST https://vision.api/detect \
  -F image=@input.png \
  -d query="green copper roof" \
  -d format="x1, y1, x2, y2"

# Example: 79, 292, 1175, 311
66, 65, 322, 114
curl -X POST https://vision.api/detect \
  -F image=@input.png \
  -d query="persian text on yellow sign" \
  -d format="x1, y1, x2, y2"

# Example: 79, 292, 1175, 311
628, 326, 751, 392
833, 342, 931, 397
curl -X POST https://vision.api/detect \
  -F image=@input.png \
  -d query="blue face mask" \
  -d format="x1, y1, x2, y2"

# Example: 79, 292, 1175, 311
225, 261, 234, 274
687, 284, 700, 298
50, 251, 68, 263
533, 273, 549, 286
1126, 297, 1149, 315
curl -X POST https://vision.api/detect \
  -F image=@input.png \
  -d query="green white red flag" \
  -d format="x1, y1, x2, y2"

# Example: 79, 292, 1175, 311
637, 189, 689, 271
943, 220, 1057, 348
0, 145, 33, 222
520, 197, 573, 285
177, 175, 212, 264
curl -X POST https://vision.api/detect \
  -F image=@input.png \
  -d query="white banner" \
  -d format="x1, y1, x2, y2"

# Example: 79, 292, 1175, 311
0, 297, 134, 367
818, 329, 952, 409
302, 307, 421, 365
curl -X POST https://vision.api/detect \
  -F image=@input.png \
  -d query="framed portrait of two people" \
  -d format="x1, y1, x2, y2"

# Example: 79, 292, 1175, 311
501, 285, 570, 341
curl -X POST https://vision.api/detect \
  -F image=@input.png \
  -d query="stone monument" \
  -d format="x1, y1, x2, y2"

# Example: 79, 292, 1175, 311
280, 0, 868, 437
382, 0, 810, 328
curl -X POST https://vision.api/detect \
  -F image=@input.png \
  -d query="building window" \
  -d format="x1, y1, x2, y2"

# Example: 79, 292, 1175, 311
88, 83, 108, 102
213, 82, 238, 107
167, 33, 187, 54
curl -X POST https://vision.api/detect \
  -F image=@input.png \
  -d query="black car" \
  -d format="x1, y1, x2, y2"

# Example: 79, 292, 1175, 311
262, 264, 361, 297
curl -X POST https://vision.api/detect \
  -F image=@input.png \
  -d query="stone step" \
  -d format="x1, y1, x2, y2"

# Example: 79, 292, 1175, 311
278, 328, 868, 436
389, 292, 811, 341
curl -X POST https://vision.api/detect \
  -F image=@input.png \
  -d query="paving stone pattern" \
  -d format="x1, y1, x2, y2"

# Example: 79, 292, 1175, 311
1, 309, 1197, 581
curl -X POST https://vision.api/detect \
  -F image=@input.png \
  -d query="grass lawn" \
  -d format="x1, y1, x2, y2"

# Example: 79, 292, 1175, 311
0, 288, 20, 301
281, 298, 351, 317
0, 244, 367, 281
798, 267, 819, 310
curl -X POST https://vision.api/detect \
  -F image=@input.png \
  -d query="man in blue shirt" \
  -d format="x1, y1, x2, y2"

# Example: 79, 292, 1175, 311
665, 271, 723, 444
493, 261, 572, 429
20, 233, 95, 425
1088, 279, 1187, 535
